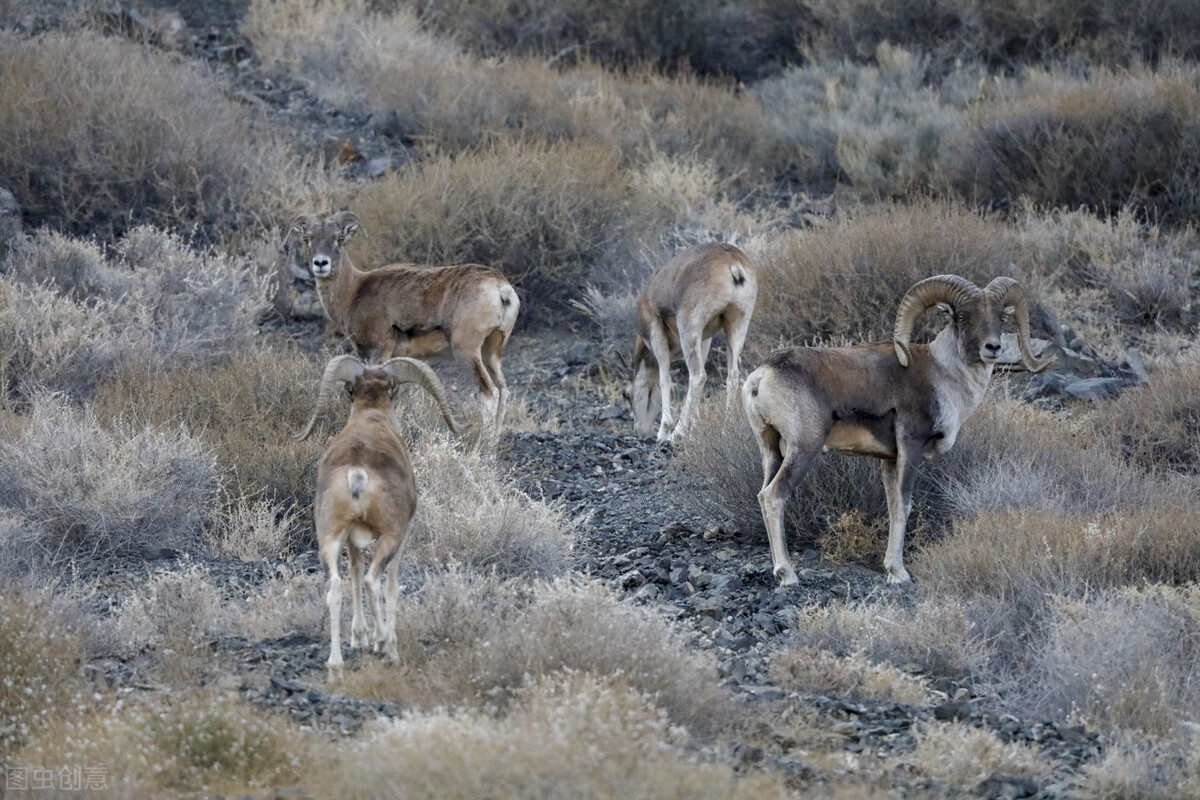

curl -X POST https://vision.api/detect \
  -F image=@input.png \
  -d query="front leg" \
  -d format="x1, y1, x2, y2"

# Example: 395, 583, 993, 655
879, 442, 920, 584
647, 322, 675, 442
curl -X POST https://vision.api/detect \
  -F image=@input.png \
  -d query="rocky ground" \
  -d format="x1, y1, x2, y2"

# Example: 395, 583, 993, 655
21, 3, 1163, 795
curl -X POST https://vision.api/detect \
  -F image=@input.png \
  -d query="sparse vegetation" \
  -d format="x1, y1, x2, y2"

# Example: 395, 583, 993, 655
2, 1, 1199, 796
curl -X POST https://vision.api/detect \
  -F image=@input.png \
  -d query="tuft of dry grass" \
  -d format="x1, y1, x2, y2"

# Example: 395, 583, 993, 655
21, 692, 308, 797
407, 431, 574, 577
346, 137, 660, 306
943, 65, 1200, 225
748, 200, 1031, 351
1100, 361, 1200, 475
772, 646, 928, 705
0, 588, 84, 756
340, 570, 730, 736
0, 394, 219, 568
899, 721, 1047, 787
789, 595, 994, 682
92, 346, 327, 511
0, 228, 271, 402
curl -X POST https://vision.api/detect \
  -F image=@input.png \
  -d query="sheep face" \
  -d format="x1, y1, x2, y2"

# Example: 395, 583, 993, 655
289, 211, 362, 281
945, 294, 1010, 367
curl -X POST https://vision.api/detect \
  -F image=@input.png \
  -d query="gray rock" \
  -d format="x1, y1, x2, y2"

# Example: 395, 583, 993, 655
0, 186, 20, 255
1123, 348, 1150, 384
1064, 377, 1125, 401
563, 341, 592, 365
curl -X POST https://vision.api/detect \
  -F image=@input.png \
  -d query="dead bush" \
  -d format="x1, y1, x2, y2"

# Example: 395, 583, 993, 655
0, 30, 291, 240
1030, 586, 1200, 737
407, 0, 797, 82
749, 201, 1030, 351
943, 66, 1200, 225
788, 595, 994, 682
0, 394, 220, 566
802, 0, 1200, 67
92, 346, 326, 510
0, 228, 270, 401
899, 721, 1047, 786
772, 646, 928, 705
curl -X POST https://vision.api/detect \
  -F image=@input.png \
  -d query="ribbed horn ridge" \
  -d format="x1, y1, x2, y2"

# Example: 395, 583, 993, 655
381, 357, 463, 434
294, 355, 365, 441
984, 277, 1053, 373
892, 275, 980, 367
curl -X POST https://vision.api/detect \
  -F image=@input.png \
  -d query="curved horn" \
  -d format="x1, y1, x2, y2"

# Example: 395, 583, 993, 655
294, 355, 365, 440
381, 357, 463, 434
330, 210, 363, 238
984, 277, 1053, 373
284, 213, 317, 246
893, 275, 981, 367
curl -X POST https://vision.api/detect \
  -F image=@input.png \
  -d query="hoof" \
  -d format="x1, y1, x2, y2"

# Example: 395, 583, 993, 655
326, 660, 345, 682
774, 566, 799, 586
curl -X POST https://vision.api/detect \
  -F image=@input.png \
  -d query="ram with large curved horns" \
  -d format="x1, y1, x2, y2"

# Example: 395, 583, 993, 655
743, 274, 1051, 586
296, 354, 461, 677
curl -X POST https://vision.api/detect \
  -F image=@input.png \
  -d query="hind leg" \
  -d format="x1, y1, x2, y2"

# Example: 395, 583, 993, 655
671, 317, 709, 441
757, 440, 821, 586
320, 533, 348, 676
723, 307, 751, 407
482, 329, 508, 443
455, 343, 500, 445
347, 545, 367, 649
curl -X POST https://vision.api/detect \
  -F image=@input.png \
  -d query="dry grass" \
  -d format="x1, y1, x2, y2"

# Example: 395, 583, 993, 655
788, 595, 994, 682
0, 30, 294, 241
92, 346, 326, 511
1100, 361, 1200, 475
748, 201, 1031, 351
339, 570, 730, 736
0, 588, 84, 756
802, 0, 1200, 66
772, 646, 928, 705
321, 672, 783, 800
205, 491, 304, 562
1029, 586, 1200, 737
247, 0, 799, 188
406, 432, 574, 577
0, 228, 271, 402
20, 692, 308, 797
899, 721, 1047, 786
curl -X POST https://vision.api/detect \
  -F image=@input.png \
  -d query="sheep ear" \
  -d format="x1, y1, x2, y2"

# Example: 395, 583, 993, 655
1004, 304, 1016, 317
936, 301, 953, 319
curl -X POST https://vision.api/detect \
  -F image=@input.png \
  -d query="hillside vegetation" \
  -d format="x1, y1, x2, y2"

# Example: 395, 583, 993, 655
0, 0, 1197, 796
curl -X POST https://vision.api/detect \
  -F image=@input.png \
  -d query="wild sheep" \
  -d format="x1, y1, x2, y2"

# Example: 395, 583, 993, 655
627, 242, 757, 442
743, 275, 1050, 585
288, 211, 520, 447
296, 354, 461, 676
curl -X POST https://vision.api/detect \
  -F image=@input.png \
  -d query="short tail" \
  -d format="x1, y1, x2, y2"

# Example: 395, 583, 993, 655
498, 285, 519, 326
729, 260, 749, 288
741, 369, 764, 426
347, 468, 369, 500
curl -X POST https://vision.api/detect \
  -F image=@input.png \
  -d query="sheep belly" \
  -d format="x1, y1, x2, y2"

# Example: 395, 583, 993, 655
823, 421, 896, 458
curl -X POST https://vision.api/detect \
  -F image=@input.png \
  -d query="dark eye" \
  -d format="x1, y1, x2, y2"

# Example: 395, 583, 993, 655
336, 236, 345, 245
302, 236, 310, 246
956, 313, 966, 323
